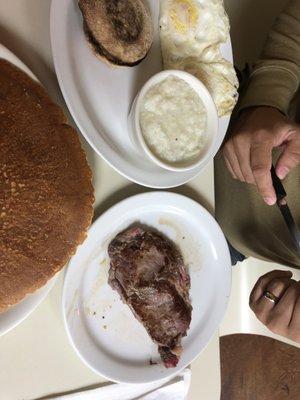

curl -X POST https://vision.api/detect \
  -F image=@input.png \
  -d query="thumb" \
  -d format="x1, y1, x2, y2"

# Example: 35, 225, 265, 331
275, 138, 300, 179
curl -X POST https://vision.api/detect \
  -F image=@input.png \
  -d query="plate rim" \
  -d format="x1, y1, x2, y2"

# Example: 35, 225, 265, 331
62, 191, 232, 383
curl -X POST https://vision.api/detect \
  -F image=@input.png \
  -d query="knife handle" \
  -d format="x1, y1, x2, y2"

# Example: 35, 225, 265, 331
271, 165, 286, 202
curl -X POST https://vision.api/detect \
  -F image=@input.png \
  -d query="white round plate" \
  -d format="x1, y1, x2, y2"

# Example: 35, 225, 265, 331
0, 44, 56, 336
50, 0, 233, 188
63, 192, 231, 383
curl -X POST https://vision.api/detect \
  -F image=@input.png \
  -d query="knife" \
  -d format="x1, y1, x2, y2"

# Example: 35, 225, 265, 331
271, 165, 300, 250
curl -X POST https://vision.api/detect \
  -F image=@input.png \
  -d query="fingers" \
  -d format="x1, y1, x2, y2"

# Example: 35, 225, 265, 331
222, 107, 299, 206
223, 153, 237, 179
232, 137, 255, 184
223, 141, 245, 181
224, 157, 237, 179
250, 270, 300, 343
275, 137, 300, 179
266, 277, 295, 299
250, 140, 276, 205
254, 278, 296, 324
250, 270, 293, 304
265, 282, 300, 338
224, 132, 277, 205
273, 282, 300, 326
289, 295, 300, 341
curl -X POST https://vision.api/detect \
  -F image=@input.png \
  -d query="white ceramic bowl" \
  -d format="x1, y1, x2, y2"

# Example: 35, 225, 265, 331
128, 70, 219, 172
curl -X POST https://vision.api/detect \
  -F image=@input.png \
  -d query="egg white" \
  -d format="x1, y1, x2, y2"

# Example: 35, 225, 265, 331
184, 60, 239, 117
159, 0, 239, 117
160, 0, 230, 65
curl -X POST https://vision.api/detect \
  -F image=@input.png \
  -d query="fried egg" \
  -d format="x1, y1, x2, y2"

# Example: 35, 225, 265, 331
160, 0, 230, 65
184, 60, 239, 117
159, 0, 238, 116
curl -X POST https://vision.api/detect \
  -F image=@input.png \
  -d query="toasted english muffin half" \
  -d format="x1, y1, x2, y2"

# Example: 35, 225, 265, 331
79, 0, 153, 67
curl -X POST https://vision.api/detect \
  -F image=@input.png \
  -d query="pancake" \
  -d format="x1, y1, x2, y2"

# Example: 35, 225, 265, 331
78, 0, 153, 66
0, 59, 94, 313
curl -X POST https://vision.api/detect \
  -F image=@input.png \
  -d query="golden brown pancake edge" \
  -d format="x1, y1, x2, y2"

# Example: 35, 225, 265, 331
0, 58, 94, 313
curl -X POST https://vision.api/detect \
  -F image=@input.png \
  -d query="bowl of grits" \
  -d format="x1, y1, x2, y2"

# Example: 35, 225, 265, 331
128, 70, 218, 172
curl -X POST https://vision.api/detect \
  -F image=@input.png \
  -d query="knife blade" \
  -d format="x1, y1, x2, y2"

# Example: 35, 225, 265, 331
271, 165, 300, 250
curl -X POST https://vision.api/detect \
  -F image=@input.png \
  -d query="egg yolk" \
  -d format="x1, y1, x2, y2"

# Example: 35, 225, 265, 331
170, 0, 199, 34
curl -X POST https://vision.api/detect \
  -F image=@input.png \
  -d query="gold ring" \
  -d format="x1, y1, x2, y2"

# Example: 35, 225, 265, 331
263, 291, 279, 304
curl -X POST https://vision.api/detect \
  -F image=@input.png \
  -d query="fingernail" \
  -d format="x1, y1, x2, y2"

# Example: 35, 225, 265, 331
276, 167, 288, 179
264, 197, 276, 205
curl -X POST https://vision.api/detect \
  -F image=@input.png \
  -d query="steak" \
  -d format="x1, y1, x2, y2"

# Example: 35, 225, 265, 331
108, 225, 192, 368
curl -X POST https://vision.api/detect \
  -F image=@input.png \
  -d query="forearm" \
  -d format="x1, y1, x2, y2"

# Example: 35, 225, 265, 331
240, 0, 300, 114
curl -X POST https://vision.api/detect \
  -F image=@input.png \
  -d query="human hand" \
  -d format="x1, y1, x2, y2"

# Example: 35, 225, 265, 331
223, 106, 300, 205
249, 270, 300, 343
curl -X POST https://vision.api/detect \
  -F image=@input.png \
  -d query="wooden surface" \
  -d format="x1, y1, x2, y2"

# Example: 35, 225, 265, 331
220, 334, 300, 400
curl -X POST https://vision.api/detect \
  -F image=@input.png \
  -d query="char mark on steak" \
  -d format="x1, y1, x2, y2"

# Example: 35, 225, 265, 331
108, 225, 192, 368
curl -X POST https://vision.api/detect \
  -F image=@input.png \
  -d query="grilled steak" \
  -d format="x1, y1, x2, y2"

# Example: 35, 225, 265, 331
78, 0, 153, 67
108, 226, 192, 368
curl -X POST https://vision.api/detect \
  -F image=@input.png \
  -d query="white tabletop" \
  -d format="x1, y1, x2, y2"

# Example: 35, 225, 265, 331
0, 1, 220, 399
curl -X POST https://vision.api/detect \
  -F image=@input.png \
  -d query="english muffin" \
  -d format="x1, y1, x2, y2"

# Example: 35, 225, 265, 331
78, 0, 153, 66
0, 59, 94, 313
